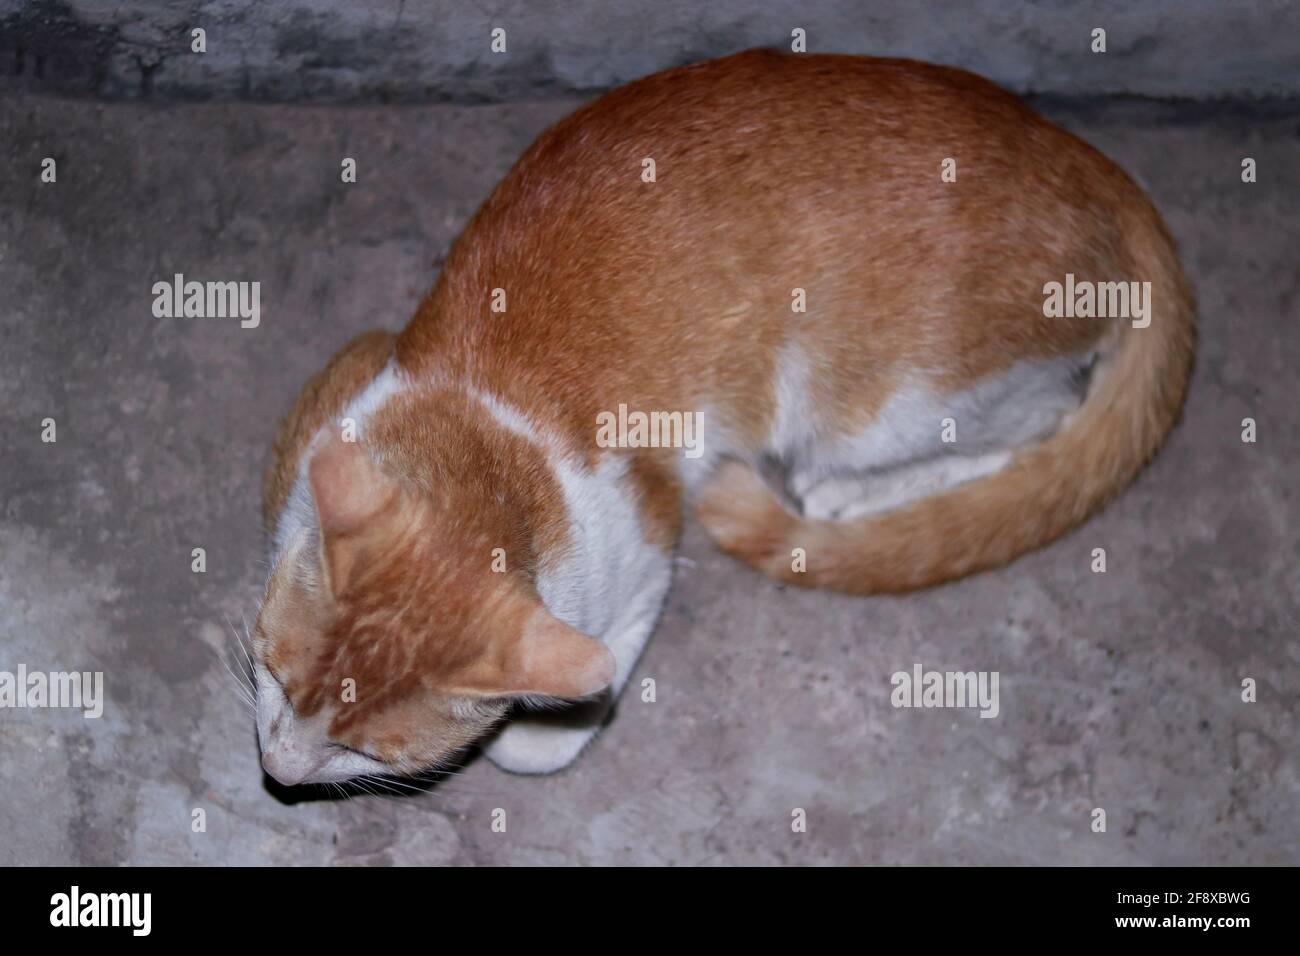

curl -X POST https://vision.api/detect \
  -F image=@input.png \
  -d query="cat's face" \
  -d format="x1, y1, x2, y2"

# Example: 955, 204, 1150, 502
252, 433, 613, 787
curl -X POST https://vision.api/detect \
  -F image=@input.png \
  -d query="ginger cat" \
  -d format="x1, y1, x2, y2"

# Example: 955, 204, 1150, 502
252, 50, 1193, 785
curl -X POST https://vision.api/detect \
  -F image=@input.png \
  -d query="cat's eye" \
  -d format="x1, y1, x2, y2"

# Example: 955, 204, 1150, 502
330, 741, 378, 761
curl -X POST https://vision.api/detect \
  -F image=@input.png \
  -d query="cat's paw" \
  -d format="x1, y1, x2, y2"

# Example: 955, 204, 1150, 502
483, 720, 601, 775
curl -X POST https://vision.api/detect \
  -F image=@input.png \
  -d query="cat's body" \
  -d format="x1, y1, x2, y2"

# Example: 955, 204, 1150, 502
253, 50, 1193, 784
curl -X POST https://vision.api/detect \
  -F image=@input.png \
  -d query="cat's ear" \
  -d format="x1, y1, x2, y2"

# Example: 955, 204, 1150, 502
309, 431, 400, 594
460, 607, 615, 700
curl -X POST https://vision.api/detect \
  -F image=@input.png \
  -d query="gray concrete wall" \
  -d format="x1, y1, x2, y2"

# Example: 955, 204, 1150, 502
2, 0, 1299, 103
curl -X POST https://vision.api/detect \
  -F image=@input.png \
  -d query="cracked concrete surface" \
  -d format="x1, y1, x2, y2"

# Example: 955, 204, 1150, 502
0, 94, 1297, 865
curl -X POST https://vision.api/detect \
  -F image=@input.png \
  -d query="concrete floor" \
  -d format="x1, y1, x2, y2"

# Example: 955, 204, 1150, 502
1, 94, 1296, 866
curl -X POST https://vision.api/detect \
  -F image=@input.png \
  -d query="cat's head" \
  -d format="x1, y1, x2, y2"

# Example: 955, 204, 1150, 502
252, 432, 613, 787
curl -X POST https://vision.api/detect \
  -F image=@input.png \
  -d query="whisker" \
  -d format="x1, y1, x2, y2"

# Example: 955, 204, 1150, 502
214, 647, 256, 710
363, 775, 430, 796
222, 615, 257, 698
237, 614, 257, 679
362, 778, 406, 799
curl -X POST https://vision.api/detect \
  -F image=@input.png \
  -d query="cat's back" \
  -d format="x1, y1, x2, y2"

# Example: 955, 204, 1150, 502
432, 48, 1144, 304
500, 49, 1122, 213
400, 50, 1162, 424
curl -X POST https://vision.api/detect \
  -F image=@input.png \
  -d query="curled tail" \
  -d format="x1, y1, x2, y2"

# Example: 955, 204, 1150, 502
697, 208, 1195, 594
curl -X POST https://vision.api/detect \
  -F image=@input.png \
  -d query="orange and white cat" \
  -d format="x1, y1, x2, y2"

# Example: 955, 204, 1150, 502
251, 50, 1193, 785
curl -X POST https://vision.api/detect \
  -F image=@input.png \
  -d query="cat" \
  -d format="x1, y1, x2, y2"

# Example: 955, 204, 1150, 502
251, 49, 1193, 786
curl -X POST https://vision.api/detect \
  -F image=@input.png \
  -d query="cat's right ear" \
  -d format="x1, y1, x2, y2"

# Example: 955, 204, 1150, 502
309, 431, 400, 595
453, 605, 616, 700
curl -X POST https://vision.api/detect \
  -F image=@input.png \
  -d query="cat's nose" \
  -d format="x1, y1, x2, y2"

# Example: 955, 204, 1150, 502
262, 749, 307, 786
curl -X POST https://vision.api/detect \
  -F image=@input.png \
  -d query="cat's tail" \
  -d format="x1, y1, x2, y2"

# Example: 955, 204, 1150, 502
696, 206, 1195, 594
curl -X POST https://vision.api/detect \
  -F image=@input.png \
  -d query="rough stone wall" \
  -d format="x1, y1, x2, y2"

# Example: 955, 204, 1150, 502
2, 0, 1298, 103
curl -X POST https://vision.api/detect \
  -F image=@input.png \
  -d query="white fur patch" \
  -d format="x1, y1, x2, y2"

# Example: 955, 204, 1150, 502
767, 345, 815, 462
802, 451, 1013, 520
789, 358, 1084, 498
